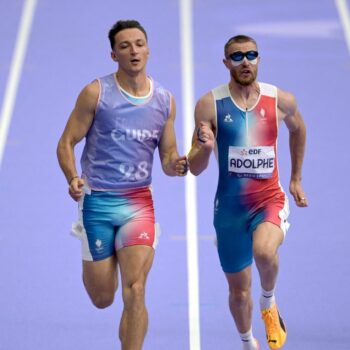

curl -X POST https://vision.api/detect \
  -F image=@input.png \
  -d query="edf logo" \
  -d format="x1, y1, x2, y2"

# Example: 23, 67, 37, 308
249, 149, 261, 155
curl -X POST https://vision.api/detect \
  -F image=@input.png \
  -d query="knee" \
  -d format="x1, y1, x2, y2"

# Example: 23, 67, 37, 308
124, 282, 146, 308
90, 293, 115, 309
229, 286, 251, 307
254, 246, 276, 268
130, 282, 146, 302
83, 280, 117, 309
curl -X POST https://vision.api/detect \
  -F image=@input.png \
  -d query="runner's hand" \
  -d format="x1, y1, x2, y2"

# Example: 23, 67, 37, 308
173, 155, 188, 176
289, 180, 308, 207
69, 177, 85, 201
197, 121, 215, 150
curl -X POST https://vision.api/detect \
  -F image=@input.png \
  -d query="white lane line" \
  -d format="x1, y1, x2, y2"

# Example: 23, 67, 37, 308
0, 0, 38, 169
336, 0, 350, 54
179, 0, 201, 349
235, 19, 340, 39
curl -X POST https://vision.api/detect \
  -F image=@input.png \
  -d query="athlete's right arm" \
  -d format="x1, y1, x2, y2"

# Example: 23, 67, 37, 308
57, 80, 99, 201
187, 92, 216, 176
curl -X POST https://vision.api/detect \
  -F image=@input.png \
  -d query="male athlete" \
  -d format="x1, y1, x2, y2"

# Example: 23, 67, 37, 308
188, 35, 307, 350
57, 20, 187, 350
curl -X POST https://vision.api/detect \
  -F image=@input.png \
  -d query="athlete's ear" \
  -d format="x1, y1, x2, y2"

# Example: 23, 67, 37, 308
111, 51, 118, 62
223, 57, 230, 69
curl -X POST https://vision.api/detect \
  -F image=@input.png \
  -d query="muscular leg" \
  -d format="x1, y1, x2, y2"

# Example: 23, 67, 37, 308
254, 221, 288, 349
225, 266, 253, 333
253, 222, 284, 291
82, 256, 118, 308
117, 245, 154, 350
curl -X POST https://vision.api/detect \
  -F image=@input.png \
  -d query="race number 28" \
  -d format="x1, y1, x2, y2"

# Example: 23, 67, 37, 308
119, 161, 149, 181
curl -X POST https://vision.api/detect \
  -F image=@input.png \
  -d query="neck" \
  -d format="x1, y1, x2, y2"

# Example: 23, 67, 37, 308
115, 70, 149, 96
229, 80, 259, 98
229, 80, 260, 109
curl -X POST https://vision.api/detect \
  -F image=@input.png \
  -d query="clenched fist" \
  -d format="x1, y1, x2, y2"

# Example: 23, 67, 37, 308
197, 121, 215, 150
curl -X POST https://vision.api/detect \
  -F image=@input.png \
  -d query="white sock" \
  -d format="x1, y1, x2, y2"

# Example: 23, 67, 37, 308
260, 287, 276, 310
239, 328, 258, 350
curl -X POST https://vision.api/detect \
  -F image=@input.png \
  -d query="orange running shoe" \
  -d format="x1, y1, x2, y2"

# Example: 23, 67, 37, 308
261, 303, 287, 349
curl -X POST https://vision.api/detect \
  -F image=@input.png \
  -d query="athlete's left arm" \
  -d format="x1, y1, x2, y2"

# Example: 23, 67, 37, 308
278, 88, 308, 207
158, 95, 188, 177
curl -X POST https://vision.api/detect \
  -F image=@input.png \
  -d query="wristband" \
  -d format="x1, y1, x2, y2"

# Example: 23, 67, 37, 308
68, 175, 79, 185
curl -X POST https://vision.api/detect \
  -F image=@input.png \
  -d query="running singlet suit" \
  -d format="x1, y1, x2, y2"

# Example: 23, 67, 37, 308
72, 74, 171, 261
212, 82, 290, 273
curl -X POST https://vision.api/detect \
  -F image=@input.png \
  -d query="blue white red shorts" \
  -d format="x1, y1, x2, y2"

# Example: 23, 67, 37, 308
213, 191, 290, 273
71, 186, 158, 261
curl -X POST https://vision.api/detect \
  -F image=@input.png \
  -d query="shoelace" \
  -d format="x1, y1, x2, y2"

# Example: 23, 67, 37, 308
262, 309, 278, 336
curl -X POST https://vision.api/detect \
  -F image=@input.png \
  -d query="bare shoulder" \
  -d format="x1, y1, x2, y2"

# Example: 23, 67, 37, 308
277, 87, 306, 132
76, 79, 100, 108
196, 91, 214, 111
195, 91, 215, 126
277, 87, 297, 120
68, 79, 100, 128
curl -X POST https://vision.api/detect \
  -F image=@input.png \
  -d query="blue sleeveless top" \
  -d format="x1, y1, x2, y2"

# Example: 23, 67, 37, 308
213, 82, 282, 198
81, 73, 171, 190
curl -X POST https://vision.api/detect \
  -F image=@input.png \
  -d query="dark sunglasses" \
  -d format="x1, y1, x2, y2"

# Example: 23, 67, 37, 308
229, 50, 259, 62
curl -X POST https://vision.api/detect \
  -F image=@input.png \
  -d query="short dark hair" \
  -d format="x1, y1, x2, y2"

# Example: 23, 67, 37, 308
224, 35, 257, 57
108, 20, 148, 49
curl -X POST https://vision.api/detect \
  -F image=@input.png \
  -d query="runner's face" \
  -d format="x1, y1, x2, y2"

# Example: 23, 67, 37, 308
224, 41, 259, 86
111, 28, 149, 74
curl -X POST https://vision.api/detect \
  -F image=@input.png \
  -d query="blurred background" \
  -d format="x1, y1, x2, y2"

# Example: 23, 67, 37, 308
0, 0, 349, 349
